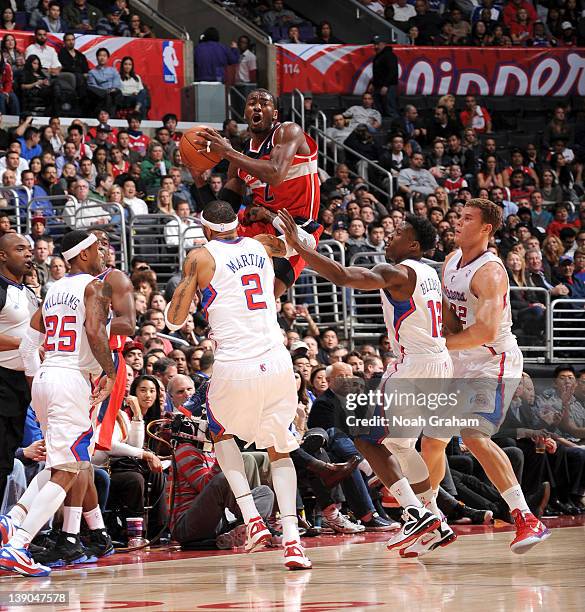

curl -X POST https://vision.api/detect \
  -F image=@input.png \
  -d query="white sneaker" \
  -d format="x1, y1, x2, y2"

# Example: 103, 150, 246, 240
386, 505, 441, 551
244, 516, 272, 553
399, 519, 457, 558
284, 540, 312, 570
322, 512, 366, 534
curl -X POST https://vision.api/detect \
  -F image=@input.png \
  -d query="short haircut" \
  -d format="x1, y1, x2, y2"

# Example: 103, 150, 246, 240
153, 357, 177, 375
247, 88, 276, 105
553, 365, 575, 378
404, 213, 437, 251
59, 229, 89, 254
96, 47, 110, 57
202, 200, 236, 225
200, 351, 214, 370
465, 198, 503, 235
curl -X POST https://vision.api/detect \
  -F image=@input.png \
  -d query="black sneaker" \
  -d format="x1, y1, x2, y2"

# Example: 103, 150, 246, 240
451, 503, 494, 525
83, 529, 114, 559
361, 513, 399, 532
33, 531, 87, 567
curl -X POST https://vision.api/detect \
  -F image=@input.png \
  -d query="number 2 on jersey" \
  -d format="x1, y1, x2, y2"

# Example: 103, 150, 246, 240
427, 300, 442, 338
242, 274, 267, 310
44, 315, 77, 352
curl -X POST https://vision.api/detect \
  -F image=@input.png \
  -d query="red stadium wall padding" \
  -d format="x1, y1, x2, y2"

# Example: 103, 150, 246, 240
2, 29, 185, 119
276, 44, 585, 97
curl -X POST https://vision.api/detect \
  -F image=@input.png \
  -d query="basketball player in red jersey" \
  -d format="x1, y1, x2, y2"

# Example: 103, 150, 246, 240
197, 88, 322, 296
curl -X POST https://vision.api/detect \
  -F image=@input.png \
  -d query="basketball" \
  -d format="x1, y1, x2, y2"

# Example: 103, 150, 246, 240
179, 126, 222, 173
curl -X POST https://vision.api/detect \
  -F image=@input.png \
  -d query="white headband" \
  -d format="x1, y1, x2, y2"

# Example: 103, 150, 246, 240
62, 234, 97, 262
200, 212, 239, 233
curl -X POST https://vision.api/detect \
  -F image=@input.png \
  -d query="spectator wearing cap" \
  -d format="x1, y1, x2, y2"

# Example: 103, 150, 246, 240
371, 36, 398, 118
124, 340, 145, 377
24, 214, 48, 247
559, 21, 577, 46
331, 220, 349, 246
96, 7, 130, 36
558, 255, 585, 299
63, 0, 103, 33
87, 47, 123, 115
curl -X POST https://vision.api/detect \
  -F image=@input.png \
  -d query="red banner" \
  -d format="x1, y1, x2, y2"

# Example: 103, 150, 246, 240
277, 44, 585, 97
3, 30, 185, 119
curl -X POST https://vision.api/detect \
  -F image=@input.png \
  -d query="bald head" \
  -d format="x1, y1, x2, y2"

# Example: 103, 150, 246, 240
167, 374, 195, 408
0, 233, 32, 281
0, 232, 28, 252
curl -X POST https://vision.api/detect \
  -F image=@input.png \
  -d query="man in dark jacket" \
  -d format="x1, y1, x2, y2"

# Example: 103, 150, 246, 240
371, 36, 399, 118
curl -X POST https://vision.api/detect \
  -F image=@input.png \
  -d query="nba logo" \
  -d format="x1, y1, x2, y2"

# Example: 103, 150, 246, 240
260, 364, 266, 372
162, 41, 179, 84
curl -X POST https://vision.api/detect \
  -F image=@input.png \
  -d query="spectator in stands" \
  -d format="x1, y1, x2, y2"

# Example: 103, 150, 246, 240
544, 105, 573, 148
540, 169, 564, 208
262, 0, 302, 30
344, 124, 382, 180
19, 55, 53, 113
310, 20, 342, 44
42, 2, 69, 34
141, 142, 171, 193
530, 190, 553, 230
509, 7, 534, 45
87, 47, 122, 115
96, 7, 129, 37
1, 34, 24, 71
559, 21, 577, 46
122, 178, 148, 216
0, 7, 16, 31
155, 127, 176, 162
326, 113, 352, 153
408, 0, 442, 44
236, 35, 257, 84
398, 151, 439, 197
460, 95, 492, 134
63, 178, 111, 227
17, 126, 42, 162
371, 36, 398, 119
32, 237, 50, 286
127, 13, 152, 39
279, 25, 304, 44
168, 167, 193, 210
477, 154, 505, 190
503, 0, 537, 29
426, 105, 459, 144
0, 57, 18, 115
118, 56, 149, 117
164, 199, 194, 247
68, 124, 92, 160
58, 32, 89, 103
194, 27, 238, 83
380, 133, 410, 180
63, 0, 102, 33
126, 113, 150, 158
344, 92, 382, 132
28, 0, 50, 29
193, 172, 223, 211
390, 0, 416, 27
25, 27, 61, 77
546, 203, 580, 237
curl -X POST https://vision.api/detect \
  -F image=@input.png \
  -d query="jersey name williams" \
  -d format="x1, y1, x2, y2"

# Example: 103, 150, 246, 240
43, 292, 81, 311
226, 252, 266, 274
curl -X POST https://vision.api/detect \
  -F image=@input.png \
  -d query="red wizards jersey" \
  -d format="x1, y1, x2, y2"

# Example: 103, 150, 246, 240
237, 122, 320, 221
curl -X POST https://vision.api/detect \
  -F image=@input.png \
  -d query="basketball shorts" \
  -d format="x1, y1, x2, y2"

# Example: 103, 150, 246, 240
32, 367, 95, 470
206, 345, 299, 453
238, 217, 324, 286
356, 351, 453, 447
452, 346, 524, 437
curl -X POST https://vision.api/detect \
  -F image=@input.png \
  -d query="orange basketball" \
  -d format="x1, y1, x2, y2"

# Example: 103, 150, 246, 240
179, 126, 222, 173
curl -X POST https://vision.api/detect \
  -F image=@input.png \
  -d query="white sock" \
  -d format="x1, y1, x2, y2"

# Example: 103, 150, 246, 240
8, 469, 51, 526
358, 459, 373, 477
271, 458, 300, 543
214, 439, 258, 524
502, 484, 530, 514
62, 506, 83, 535
83, 506, 105, 530
389, 477, 423, 510
417, 488, 441, 517
9, 481, 66, 548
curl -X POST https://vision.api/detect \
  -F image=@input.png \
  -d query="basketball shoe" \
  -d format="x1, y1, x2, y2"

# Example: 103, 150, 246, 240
0, 544, 51, 577
0, 515, 16, 545
34, 531, 88, 567
510, 509, 551, 554
283, 540, 312, 570
386, 505, 441, 551
244, 516, 272, 553
83, 529, 115, 560
399, 519, 457, 558
322, 511, 365, 534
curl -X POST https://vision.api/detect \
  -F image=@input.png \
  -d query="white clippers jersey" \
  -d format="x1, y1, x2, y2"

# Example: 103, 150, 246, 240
42, 273, 110, 377
443, 249, 518, 358
380, 259, 447, 357
202, 237, 283, 362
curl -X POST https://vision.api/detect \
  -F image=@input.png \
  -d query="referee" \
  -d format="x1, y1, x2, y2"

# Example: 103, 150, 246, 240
0, 233, 38, 503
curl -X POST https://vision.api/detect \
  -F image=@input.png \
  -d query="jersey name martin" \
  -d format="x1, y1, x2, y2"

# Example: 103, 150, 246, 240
419, 276, 441, 296
43, 292, 81, 311
444, 287, 467, 302
225, 253, 266, 274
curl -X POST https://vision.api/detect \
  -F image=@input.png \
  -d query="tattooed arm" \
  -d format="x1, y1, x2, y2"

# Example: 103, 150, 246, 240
85, 279, 116, 404
165, 248, 210, 331
254, 233, 288, 259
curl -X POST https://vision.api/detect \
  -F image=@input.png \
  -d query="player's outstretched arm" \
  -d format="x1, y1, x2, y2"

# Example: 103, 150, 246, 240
85, 279, 116, 404
107, 269, 136, 337
277, 210, 406, 291
165, 249, 202, 331
446, 262, 506, 350
199, 123, 304, 186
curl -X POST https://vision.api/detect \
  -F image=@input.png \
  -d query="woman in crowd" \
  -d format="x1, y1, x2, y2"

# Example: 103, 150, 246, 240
149, 292, 167, 312
19, 55, 52, 114
510, 8, 534, 45
39, 125, 54, 153
426, 139, 451, 182
1, 34, 24, 71
93, 145, 112, 177
172, 149, 194, 186
1, 8, 16, 31
540, 168, 564, 206
506, 250, 546, 336
132, 270, 157, 304
0, 56, 19, 115
108, 184, 127, 224
471, 20, 491, 46
477, 154, 506, 190
119, 56, 149, 118
110, 146, 130, 179
29, 156, 42, 181
542, 234, 564, 280
310, 366, 329, 399
156, 188, 173, 215
292, 369, 311, 439
310, 21, 342, 44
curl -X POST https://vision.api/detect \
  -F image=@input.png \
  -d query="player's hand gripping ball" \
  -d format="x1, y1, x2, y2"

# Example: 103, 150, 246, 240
179, 125, 222, 173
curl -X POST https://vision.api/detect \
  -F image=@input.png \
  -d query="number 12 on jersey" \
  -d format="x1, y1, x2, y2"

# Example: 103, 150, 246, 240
427, 300, 442, 338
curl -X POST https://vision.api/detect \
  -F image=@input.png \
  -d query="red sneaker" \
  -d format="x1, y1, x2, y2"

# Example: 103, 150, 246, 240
244, 517, 271, 553
510, 509, 551, 554
283, 540, 312, 570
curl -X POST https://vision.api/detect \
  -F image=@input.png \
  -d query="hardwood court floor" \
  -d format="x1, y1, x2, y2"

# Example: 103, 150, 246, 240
1, 518, 584, 612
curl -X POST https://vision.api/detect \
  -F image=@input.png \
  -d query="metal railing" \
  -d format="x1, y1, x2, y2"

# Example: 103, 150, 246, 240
178, 218, 205, 268
291, 89, 306, 131
549, 299, 585, 363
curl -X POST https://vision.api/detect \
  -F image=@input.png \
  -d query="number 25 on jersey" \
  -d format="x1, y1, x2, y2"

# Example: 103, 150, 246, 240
44, 315, 77, 352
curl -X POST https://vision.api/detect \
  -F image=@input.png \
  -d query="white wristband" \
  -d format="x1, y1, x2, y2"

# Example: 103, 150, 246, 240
273, 217, 316, 255
164, 302, 189, 332
19, 327, 44, 377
